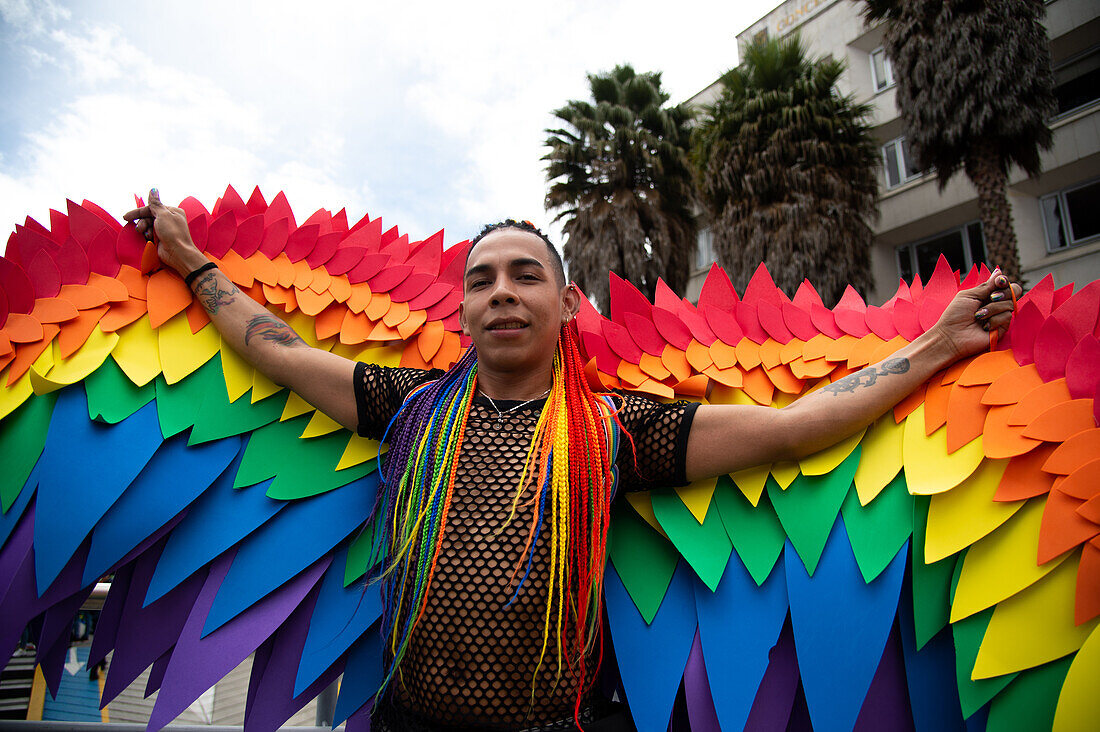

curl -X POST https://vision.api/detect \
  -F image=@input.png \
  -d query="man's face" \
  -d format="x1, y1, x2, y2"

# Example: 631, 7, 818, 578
458, 229, 578, 376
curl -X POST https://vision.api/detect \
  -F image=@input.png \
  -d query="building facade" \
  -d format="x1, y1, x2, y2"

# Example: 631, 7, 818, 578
685, 0, 1100, 304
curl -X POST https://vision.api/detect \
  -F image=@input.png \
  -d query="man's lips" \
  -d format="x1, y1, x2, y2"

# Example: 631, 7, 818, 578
486, 320, 528, 331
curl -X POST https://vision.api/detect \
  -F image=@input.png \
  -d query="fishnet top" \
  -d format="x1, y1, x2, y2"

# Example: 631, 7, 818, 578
355, 363, 698, 729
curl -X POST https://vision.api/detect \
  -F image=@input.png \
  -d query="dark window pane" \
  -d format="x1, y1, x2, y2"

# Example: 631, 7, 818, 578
967, 222, 986, 268
1054, 57, 1100, 115
884, 143, 901, 187
901, 139, 922, 179
1042, 196, 1067, 249
897, 248, 914, 282
915, 230, 965, 281
1065, 181, 1100, 242
872, 50, 890, 91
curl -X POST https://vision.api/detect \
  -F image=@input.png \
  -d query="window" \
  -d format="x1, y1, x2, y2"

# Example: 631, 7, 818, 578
897, 221, 986, 283
1041, 178, 1100, 251
882, 137, 922, 189
1053, 46, 1100, 117
695, 228, 715, 271
870, 47, 894, 92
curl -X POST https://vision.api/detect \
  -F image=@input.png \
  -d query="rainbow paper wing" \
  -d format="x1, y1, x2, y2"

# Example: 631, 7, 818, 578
584, 263, 1100, 732
2, 188, 1099, 731
0, 187, 469, 729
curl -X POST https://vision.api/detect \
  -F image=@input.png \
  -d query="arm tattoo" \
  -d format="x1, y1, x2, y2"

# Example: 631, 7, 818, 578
193, 272, 239, 314
822, 357, 911, 396
244, 315, 306, 348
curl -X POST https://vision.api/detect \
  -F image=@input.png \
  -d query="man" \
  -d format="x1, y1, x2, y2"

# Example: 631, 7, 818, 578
126, 191, 1019, 730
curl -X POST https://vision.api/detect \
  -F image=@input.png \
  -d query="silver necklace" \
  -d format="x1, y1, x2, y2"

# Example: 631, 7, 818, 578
481, 388, 550, 429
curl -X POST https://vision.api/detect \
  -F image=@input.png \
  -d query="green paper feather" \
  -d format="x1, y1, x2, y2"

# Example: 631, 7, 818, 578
651, 488, 731, 591
713, 476, 786, 586
84, 358, 155, 424
841, 471, 913, 583
0, 392, 56, 512
608, 502, 679, 624
768, 447, 859, 576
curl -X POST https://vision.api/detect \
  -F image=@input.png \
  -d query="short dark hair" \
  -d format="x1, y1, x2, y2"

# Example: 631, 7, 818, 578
465, 219, 567, 287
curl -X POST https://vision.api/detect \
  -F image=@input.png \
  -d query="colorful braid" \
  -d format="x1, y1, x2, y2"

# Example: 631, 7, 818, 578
368, 324, 625, 723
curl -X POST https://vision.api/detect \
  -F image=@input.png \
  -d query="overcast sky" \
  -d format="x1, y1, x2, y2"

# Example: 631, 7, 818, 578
1, 0, 780, 249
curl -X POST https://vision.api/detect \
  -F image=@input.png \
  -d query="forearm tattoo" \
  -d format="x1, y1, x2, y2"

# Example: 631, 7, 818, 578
823, 357, 911, 396
193, 271, 239, 314
244, 315, 306, 347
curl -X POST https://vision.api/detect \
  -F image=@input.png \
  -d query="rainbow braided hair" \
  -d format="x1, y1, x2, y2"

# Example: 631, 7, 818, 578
367, 324, 624, 720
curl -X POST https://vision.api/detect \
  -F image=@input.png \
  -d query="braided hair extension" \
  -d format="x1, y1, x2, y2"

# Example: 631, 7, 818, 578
367, 324, 627, 725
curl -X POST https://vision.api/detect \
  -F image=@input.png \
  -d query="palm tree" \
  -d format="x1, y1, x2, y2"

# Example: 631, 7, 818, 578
861, 0, 1056, 282
692, 35, 878, 306
544, 65, 696, 313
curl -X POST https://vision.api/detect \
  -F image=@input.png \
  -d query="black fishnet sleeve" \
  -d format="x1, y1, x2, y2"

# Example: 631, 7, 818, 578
614, 393, 700, 492
353, 362, 443, 440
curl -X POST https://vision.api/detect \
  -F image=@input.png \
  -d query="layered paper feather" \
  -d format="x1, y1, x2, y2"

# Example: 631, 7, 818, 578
1, 187, 1098, 731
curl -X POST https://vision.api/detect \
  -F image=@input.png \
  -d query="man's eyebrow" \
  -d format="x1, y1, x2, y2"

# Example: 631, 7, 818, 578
464, 258, 547, 279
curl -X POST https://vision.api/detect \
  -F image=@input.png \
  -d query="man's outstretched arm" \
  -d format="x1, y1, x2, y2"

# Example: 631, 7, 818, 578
685, 271, 1022, 481
124, 190, 359, 431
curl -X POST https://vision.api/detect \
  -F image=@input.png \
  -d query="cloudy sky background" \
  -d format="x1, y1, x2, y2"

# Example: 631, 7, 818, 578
2, 0, 778, 250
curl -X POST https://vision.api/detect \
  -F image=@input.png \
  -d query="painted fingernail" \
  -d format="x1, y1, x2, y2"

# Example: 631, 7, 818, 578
975, 308, 989, 319
982, 321, 990, 331
990, 291, 1005, 302
995, 275, 1008, 287
150, 188, 159, 198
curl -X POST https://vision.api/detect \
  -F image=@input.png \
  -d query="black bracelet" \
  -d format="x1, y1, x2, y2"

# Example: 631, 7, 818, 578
184, 262, 218, 289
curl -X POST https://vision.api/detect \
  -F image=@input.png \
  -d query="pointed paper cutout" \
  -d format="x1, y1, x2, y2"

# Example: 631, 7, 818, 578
652, 488, 731, 591
785, 522, 907, 732
949, 499, 1067, 623
924, 459, 1017, 563
608, 502, 678, 624
201, 473, 378, 635
986, 656, 1072, 732
841, 473, 913, 583
695, 549, 788, 732
34, 390, 160, 590
972, 556, 1098, 679
605, 561, 697, 732
1052, 624, 1100, 731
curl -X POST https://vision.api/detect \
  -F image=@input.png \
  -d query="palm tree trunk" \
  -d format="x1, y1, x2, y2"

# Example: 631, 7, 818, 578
965, 139, 1022, 282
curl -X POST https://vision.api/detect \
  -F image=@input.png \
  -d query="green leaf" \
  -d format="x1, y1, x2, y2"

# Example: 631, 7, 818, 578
608, 501, 678, 624
768, 447, 858, 576
84, 357, 155, 424
841, 471, 913, 583
0, 393, 56, 512
713, 475, 785, 586
651, 487, 731, 592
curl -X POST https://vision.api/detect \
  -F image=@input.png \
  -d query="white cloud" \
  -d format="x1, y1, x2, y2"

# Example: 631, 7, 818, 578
1, 0, 777, 249
0, 0, 69, 37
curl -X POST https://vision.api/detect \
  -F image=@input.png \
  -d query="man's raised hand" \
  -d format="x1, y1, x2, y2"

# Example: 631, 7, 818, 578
123, 189, 204, 277
930, 269, 1024, 362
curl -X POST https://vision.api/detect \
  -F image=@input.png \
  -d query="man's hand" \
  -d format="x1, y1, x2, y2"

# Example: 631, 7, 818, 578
123, 189, 206, 277
929, 269, 1024, 362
